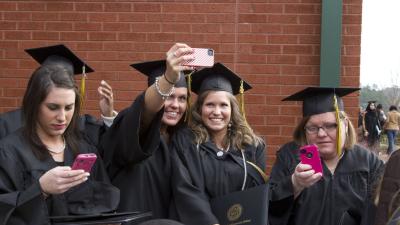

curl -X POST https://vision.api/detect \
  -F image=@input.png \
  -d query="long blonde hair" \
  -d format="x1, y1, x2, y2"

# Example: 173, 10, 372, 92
190, 90, 263, 150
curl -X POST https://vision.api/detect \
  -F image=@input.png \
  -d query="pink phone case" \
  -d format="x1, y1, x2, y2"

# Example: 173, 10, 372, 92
299, 144, 323, 174
71, 153, 97, 173
182, 48, 214, 68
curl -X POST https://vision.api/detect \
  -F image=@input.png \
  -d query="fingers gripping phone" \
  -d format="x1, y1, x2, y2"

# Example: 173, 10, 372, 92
299, 145, 323, 174
182, 48, 214, 68
71, 153, 97, 173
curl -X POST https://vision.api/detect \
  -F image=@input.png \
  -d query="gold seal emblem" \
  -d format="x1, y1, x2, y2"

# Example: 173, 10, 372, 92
227, 204, 243, 222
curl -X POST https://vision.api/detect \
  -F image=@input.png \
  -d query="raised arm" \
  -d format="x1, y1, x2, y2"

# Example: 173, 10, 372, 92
141, 43, 194, 131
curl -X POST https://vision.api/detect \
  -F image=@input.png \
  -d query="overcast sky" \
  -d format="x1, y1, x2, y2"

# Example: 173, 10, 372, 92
360, 0, 400, 88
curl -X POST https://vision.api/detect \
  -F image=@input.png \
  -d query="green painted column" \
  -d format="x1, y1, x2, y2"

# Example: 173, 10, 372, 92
320, 0, 342, 87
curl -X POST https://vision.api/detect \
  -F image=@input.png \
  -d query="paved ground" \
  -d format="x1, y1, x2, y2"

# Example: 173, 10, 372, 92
376, 136, 397, 162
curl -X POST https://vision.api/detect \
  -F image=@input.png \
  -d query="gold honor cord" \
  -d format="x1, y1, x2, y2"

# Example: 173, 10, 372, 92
333, 95, 342, 156
184, 71, 194, 124
80, 66, 86, 111
239, 80, 248, 126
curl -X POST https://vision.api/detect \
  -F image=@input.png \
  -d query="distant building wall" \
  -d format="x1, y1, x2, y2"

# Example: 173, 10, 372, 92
0, 1, 362, 173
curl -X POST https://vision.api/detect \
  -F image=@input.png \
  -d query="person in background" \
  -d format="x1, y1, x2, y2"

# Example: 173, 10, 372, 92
171, 63, 267, 225
269, 87, 384, 225
0, 44, 117, 145
384, 105, 400, 155
377, 104, 387, 129
99, 43, 194, 223
0, 64, 119, 224
363, 101, 381, 154
357, 106, 366, 143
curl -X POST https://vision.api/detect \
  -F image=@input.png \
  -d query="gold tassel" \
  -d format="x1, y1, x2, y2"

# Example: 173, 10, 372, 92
239, 80, 248, 125
333, 94, 342, 156
80, 66, 86, 112
184, 71, 194, 124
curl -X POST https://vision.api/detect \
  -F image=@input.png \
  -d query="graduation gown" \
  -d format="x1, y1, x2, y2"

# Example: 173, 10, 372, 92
0, 108, 23, 140
99, 93, 173, 222
364, 111, 381, 145
0, 130, 119, 225
171, 127, 266, 225
269, 141, 385, 225
0, 108, 106, 145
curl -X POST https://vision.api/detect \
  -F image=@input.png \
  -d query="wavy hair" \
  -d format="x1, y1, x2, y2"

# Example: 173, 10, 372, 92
189, 90, 263, 151
22, 65, 81, 160
293, 111, 357, 150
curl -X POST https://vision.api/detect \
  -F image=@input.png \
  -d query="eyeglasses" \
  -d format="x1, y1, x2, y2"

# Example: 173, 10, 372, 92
304, 123, 338, 135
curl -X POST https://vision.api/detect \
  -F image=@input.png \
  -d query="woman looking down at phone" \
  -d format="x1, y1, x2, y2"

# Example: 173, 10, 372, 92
269, 87, 384, 225
0, 65, 119, 224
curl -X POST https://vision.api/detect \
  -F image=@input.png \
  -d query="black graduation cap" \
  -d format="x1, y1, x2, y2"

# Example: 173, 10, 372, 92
367, 100, 376, 104
190, 62, 252, 95
25, 44, 94, 75
282, 87, 360, 117
130, 60, 187, 88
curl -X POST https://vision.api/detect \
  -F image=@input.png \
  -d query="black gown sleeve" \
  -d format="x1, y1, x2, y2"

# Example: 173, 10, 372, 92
374, 151, 399, 225
64, 143, 120, 215
0, 109, 23, 140
254, 142, 266, 171
79, 113, 105, 147
98, 92, 163, 175
0, 146, 49, 225
361, 145, 385, 225
268, 142, 299, 225
170, 128, 219, 225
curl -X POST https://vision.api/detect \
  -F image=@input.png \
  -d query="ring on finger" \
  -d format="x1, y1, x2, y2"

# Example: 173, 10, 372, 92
173, 51, 178, 57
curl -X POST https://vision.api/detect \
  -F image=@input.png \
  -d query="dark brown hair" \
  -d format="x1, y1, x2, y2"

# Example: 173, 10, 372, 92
22, 65, 81, 160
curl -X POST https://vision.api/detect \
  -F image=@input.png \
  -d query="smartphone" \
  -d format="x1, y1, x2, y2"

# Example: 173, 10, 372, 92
299, 144, 323, 174
181, 48, 214, 68
71, 153, 97, 173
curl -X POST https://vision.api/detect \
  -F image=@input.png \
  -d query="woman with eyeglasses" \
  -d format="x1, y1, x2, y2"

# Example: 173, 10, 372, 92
268, 87, 384, 225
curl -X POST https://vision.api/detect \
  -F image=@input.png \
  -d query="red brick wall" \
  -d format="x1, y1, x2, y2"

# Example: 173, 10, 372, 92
0, 0, 362, 173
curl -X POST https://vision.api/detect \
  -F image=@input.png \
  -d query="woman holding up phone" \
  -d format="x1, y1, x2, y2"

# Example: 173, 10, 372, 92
98, 43, 196, 223
0, 63, 119, 224
268, 87, 384, 225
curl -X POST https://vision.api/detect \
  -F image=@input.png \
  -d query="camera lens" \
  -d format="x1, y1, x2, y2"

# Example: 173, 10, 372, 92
208, 49, 214, 56
300, 149, 306, 154
306, 152, 313, 158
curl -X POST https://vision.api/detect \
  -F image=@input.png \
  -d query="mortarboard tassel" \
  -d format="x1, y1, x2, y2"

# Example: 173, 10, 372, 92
80, 65, 86, 112
333, 94, 342, 156
238, 80, 248, 126
184, 71, 194, 124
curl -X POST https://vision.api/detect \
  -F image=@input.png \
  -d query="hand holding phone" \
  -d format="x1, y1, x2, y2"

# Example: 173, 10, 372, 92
71, 153, 97, 173
181, 48, 214, 68
299, 144, 323, 174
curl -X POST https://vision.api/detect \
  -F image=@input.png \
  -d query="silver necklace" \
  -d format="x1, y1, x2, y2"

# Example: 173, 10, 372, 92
216, 143, 230, 157
47, 137, 66, 154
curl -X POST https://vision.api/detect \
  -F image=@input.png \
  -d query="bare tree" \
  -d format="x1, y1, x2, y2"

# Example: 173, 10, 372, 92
382, 72, 400, 107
